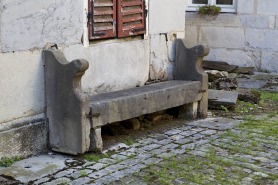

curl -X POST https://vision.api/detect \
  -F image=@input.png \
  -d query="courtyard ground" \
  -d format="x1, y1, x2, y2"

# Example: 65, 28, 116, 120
1, 72, 278, 185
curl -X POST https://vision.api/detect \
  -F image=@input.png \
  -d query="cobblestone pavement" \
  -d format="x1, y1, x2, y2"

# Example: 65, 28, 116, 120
1, 116, 278, 185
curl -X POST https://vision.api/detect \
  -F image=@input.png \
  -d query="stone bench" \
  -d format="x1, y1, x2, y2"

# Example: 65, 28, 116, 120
43, 39, 209, 155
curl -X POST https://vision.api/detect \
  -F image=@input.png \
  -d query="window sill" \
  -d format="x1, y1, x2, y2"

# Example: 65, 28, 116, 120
88, 35, 146, 46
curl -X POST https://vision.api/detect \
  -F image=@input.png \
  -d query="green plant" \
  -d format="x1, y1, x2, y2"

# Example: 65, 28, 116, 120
84, 153, 110, 162
198, 5, 221, 15
0, 156, 21, 167
123, 136, 135, 146
221, 105, 229, 113
79, 170, 87, 176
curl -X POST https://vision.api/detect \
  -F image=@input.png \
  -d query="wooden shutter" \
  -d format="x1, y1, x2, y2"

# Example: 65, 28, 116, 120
117, 0, 147, 38
88, 0, 117, 40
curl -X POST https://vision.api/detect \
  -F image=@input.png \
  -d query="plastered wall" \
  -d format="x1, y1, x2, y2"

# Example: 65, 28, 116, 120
185, 0, 278, 72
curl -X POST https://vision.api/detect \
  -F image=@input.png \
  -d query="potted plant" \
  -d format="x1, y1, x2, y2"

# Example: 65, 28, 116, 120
198, 4, 221, 16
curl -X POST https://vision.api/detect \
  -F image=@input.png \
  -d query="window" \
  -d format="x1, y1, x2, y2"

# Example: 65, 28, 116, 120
88, 0, 147, 40
187, 0, 236, 13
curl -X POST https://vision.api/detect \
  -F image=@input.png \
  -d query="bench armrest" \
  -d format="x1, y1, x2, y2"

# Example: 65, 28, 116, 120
175, 39, 210, 91
44, 49, 91, 155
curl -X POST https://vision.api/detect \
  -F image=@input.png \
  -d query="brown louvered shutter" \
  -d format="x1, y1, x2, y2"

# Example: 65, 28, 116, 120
117, 0, 147, 38
88, 0, 117, 40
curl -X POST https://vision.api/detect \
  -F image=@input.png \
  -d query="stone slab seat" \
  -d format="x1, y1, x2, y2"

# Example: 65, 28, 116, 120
43, 39, 210, 155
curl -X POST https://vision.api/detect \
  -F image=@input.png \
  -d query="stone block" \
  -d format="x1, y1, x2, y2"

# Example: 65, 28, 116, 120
124, 118, 141, 130
261, 51, 278, 72
200, 27, 245, 49
184, 26, 198, 48
212, 78, 238, 91
208, 90, 238, 109
0, 50, 45, 124
240, 15, 269, 29
148, 0, 186, 34
145, 115, 162, 122
178, 102, 198, 120
236, 89, 260, 104
237, 0, 254, 14
205, 70, 228, 82
246, 29, 278, 51
204, 48, 261, 71
258, 0, 278, 15
0, 120, 47, 159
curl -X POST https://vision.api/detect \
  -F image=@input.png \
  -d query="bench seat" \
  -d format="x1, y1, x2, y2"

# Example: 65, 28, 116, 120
89, 80, 202, 128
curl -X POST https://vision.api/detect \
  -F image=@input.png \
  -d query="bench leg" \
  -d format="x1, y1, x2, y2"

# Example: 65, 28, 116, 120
89, 127, 103, 152
178, 102, 198, 120
198, 92, 208, 118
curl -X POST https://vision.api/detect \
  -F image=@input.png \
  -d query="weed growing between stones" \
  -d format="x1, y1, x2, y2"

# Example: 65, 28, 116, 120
0, 156, 20, 167
84, 153, 110, 162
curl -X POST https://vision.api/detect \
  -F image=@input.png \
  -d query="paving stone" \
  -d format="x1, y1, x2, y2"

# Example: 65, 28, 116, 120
141, 144, 161, 151
110, 154, 128, 161
153, 134, 168, 140
187, 118, 239, 130
189, 134, 205, 140
136, 153, 152, 160
33, 177, 50, 185
191, 128, 204, 132
93, 175, 120, 185
55, 169, 77, 178
174, 138, 192, 144
126, 147, 146, 154
165, 129, 182, 135
68, 177, 91, 185
160, 143, 179, 150
139, 138, 158, 145
142, 158, 162, 165
42, 177, 70, 185
119, 158, 141, 167
157, 153, 177, 159
180, 126, 193, 130
253, 172, 269, 177
181, 143, 195, 150
98, 158, 117, 165
157, 139, 172, 145
149, 148, 168, 155
200, 130, 217, 135
87, 163, 106, 170
88, 169, 110, 179
179, 131, 197, 136
169, 135, 184, 141
104, 163, 125, 173
189, 150, 206, 157
195, 139, 210, 145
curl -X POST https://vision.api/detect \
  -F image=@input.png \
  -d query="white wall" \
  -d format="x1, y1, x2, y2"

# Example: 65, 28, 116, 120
185, 0, 278, 72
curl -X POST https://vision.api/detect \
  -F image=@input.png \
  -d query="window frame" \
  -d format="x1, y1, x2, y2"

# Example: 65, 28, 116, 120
186, 0, 237, 13
87, 0, 147, 41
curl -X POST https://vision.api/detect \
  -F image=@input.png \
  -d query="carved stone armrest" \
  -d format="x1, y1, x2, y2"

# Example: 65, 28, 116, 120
175, 39, 210, 91
44, 49, 91, 155
175, 39, 210, 118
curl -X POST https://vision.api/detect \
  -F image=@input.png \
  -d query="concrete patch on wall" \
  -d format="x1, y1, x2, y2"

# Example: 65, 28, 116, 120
1, 0, 83, 52
237, 0, 254, 14
240, 15, 269, 29
62, 41, 149, 95
148, 0, 186, 34
184, 26, 198, 48
0, 50, 45, 124
246, 29, 278, 51
200, 27, 245, 49
204, 48, 261, 71
149, 34, 169, 80
261, 51, 278, 72
257, 0, 278, 15
276, 16, 278, 29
